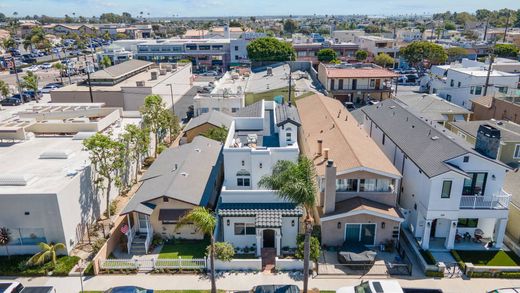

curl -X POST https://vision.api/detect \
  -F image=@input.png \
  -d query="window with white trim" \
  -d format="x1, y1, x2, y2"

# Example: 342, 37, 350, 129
236, 170, 251, 187
234, 223, 256, 235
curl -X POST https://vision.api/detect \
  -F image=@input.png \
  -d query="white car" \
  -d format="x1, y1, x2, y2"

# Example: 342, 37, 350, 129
202, 70, 219, 76
26, 65, 39, 72
337, 280, 404, 293
41, 85, 59, 93
39, 63, 52, 70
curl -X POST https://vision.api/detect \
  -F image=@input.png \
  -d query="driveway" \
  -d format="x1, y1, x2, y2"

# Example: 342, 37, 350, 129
174, 86, 200, 121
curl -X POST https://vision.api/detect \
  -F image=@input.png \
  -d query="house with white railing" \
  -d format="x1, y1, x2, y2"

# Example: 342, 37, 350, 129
216, 100, 302, 259
359, 99, 512, 250
120, 136, 224, 254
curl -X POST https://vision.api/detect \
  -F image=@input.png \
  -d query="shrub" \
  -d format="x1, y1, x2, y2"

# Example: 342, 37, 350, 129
143, 156, 155, 167
425, 270, 444, 278
103, 200, 118, 218
207, 242, 235, 261
450, 250, 466, 271
419, 249, 437, 265
92, 238, 106, 254
311, 225, 321, 244
83, 261, 94, 276
468, 271, 494, 278
296, 235, 320, 262
52, 256, 80, 276
498, 271, 520, 278
152, 234, 163, 247
156, 143, 167, 155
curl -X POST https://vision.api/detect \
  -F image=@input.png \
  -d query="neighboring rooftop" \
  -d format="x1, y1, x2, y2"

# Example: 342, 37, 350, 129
89, 59, 152, 84
451, 120, 520, 142
396, 93, 471, 122
121, 136, 222, 215
218, 203, 303, 228
296, 94, 400, 178
361, 99, 508, 178
321, 63, 399, 79
321, 197, 403, 220
184, 110, 233, 132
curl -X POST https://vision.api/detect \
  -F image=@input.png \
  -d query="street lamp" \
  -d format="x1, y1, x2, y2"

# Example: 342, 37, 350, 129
166, 83, 175, 115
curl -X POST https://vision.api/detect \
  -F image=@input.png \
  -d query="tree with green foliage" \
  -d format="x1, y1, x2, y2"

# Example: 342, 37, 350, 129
400, 41, 448, 68
444, 21, 456, 31
296, 235, 320, 262
140, 95, 170, 157
247, 37, 295, 62
259, 156, 317, 293
201, 126, 228, 143
53, 63, 65, 84
176, 207, 217, 293
317, 48, 337, 63
115, 33, 128, 40
446, 47, 469, 62
355, 50, 368, 62
207, 242, 235, 261
283, 19, 298, 34
160, 109, 181, 144
374, 53, 395, 68
83, 133, 126, 219
100, 55, 112, 68
21, 71, 39, 99
494, 44, 519, 58
0, 227, 11, 259
26, 242, 66, 266
122, 124, 150, 183
1, 37, 16, 52
0, 80, 10, 99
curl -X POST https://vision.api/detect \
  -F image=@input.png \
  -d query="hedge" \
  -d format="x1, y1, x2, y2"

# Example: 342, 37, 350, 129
450, 250, 466, 272
420, 249, 437, 265
425, 270, 444, 278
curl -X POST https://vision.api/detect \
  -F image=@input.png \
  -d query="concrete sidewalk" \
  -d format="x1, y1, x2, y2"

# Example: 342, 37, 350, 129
4, 272, 520, 293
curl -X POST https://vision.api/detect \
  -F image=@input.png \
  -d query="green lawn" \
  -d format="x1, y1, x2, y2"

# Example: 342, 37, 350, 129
158, 239, 210, 259
455, 250, 520, 266
245, 87, 314, 106
0, 255, 79, 276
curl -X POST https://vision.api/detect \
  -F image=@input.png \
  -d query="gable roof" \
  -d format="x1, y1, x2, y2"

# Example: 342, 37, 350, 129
396, 93, 471, 122
321, 197, 404, 222
121, 136, 222, 215
233, 100, 263, 117
295, 94, 400, 178
184, 110, 233, 132
451, 120, 520, 142
361, 99, 508, 178
275, 103, 301, 127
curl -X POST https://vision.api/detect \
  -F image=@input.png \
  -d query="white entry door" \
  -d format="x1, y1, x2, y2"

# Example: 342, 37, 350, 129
138, 214, 148, 233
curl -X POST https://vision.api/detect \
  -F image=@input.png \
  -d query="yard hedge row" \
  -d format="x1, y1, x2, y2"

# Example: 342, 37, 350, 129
450, 250, 466, 272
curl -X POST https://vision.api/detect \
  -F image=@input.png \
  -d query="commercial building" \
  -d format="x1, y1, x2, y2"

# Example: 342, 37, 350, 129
51, 59, 192, 111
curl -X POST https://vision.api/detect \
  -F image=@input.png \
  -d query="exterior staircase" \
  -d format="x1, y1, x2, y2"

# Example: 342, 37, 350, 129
130, 233, 147, 255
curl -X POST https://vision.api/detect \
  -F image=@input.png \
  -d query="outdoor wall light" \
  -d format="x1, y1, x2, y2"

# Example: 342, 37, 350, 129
492, 174, 496, 181
291, 220, 295, 227
427, 222, 431, 228
226, 219, 230, 226
381, 222, 386, 229
452, 222, 457, 227
337, 222, 341, 229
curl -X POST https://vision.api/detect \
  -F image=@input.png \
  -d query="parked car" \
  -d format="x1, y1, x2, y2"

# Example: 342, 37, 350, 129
202, 70, 219, 76
0, 282, 54, 293
41, 85, 59, 93
104, 286, 153, 293
39, 63, 52, 70
337, 280, 404, 293
488, 289, 520, 293
368, 99, 380, 105
11, 93, 31, 103
0, 98, 22, 106
9, 67, 23, 74
23, 90, 42, 99
26, 65, 39, 72
252, 285, 300, 293
344, 102, 356, 111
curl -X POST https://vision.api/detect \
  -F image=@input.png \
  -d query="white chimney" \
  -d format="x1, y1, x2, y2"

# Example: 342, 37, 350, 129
317, 140, 323, 156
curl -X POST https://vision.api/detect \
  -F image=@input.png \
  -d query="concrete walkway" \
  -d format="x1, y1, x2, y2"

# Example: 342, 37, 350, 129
4, 273, 520, 293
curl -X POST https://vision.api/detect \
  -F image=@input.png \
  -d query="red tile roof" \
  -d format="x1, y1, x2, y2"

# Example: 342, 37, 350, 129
326, 67, 399, 79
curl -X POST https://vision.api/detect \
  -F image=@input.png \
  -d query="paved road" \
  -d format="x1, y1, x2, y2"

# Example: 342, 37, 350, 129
5, 273, 520, 293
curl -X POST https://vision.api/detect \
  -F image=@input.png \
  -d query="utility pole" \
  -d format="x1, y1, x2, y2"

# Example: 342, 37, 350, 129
503, 11, 511, 43
86, 61, 94, 103
9, 57, 23, 98
483, 18, 489, 42
287, 69, 292, 106
167, 83, 175, 114
483, 44, 496, 97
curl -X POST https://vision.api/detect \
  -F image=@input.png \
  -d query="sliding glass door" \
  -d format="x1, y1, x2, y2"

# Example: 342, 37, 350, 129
344, 223, 376, 245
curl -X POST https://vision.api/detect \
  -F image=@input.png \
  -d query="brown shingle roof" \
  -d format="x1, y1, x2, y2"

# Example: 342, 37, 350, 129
322, 197, 403, 220
296, 94, 401, 178
325, 67, 399, 79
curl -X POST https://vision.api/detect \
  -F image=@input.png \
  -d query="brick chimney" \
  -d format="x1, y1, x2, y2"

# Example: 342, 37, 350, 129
317, 140, 323, 156
323, 160, 337, 214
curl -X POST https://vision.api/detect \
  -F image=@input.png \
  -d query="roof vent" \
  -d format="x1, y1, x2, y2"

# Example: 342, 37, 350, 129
431, 136, 439, 140
0, 174, 36, 186
195, 148, 201, 152
40, 149, 73, 159
180, 172, 189, 177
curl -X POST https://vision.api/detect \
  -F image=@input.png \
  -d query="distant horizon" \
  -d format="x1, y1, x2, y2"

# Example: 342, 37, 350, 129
1, 0, 519, 19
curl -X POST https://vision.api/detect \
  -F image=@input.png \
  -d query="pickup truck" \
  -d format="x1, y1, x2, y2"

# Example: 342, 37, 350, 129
0, 281, 54, 293
337, 280, 443, 293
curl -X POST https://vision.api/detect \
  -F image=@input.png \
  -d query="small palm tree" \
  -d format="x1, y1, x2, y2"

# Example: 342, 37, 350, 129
176, 207, 217, 293
258, 156, 317, 293
0, 80, 10, 99
27, 242, 66, 266
0, 227, 11, 259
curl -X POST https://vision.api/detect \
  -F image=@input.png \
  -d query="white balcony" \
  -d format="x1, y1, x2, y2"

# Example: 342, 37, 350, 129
459, 189, 511, 210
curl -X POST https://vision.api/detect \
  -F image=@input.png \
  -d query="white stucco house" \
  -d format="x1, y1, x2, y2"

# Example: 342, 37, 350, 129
359, 99, 512, 250
216, 100, 302, 257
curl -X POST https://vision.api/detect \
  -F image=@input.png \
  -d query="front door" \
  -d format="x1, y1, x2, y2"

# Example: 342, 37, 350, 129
375, 79, 381, 90
263, 229, 275, 248
430, 219, 438, 238
138, 213, 148, 233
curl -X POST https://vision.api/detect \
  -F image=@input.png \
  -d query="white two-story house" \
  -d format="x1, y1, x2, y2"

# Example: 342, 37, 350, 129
217, 100, 302, 258
359, 99, 512, 250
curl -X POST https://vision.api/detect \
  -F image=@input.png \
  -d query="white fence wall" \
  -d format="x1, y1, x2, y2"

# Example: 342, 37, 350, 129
212, 258, 262, 271
275, 257, 314, 271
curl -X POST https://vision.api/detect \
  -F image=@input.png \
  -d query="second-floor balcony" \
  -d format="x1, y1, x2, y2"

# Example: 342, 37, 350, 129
330, 84, 392, 93
459, 189, 511, 210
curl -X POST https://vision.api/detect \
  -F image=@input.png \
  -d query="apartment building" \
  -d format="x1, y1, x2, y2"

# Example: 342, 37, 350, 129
293, 42, 359, 65
318, 63, 398, 102
354, 35, 399, 57
471, 95, 520, 123
428, 60, 520, 110
230, 32, 266, 65
332, 30, 366, 43
0, 104, 138, 255
297, 94, 403, 248
359, 99, 511, 250
217, 100, 302, 257
51, 59, 192, 111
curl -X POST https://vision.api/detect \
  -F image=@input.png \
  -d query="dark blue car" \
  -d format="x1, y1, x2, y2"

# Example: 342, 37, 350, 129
104, 286, 153, 293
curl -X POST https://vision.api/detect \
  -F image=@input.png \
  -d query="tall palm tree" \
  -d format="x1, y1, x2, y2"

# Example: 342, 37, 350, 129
258, 156, 317, 293
176, 207, 217, 293
27, 242, 66, 266
0, 227, 11, 259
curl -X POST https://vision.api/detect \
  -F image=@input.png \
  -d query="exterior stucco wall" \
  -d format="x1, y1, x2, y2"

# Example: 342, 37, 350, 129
147, 198, 203, 239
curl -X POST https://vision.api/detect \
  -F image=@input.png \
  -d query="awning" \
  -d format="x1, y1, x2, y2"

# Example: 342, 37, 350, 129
158, 209, 190, 221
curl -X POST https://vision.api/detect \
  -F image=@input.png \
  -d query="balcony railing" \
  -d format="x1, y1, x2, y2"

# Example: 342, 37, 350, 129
331, 85, 392, 92
459, 189, 511, 209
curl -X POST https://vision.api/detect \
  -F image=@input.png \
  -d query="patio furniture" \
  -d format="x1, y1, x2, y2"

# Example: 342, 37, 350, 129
337, 241, 377, 270
474, 229, 484, 243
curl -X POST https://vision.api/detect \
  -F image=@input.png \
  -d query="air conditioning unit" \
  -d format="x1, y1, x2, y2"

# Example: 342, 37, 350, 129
160, 69, 167, 75
151, 71, 158, 80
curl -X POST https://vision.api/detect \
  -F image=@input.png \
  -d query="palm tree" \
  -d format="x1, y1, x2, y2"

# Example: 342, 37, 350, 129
176, 207, 217, 293
258, 156, 317, 293
0, 80, 10, 99
21, 71, 39, 102
53, 63, 65, 84
0, 227, 11, 259
26, 242, 66, 266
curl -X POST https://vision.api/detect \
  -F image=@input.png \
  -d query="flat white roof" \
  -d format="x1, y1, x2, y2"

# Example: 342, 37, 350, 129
451, 67, 517, 77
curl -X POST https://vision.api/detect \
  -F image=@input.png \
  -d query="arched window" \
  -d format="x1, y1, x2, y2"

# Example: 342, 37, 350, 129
236, 169, 251, 187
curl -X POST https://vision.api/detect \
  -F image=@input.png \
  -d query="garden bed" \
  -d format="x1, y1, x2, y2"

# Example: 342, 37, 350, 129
0, 255, 79, 276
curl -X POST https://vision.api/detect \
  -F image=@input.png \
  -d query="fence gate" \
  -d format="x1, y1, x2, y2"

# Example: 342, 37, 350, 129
443, 262, 464, 278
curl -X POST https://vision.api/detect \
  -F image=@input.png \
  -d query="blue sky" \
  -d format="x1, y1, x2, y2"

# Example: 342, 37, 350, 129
1, 0, 519, 17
